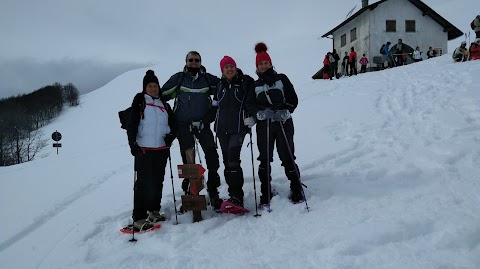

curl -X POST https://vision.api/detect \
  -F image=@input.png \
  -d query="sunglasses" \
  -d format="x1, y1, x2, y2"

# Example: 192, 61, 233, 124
188, 58, 200, 62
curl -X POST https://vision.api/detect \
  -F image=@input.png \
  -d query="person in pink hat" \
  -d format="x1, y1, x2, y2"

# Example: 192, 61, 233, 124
246, 42, 306, 207
213, 56, 255, 211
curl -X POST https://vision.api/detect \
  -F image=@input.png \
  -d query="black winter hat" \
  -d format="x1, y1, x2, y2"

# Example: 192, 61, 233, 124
143, 70, 159, 92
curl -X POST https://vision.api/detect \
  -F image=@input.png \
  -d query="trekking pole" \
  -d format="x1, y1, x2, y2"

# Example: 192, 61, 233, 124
279, 121, 310, 212
266, 119, 272, 212
194, 136, 203, 166
168, 151, 179, 225
129, 170, 138, 242
248, 130, 261, 217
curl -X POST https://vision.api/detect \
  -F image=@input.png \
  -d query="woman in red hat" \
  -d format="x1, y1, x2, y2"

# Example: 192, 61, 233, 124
246, 42, 305, 207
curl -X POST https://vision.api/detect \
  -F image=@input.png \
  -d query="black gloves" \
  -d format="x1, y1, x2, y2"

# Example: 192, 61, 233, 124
164, 134, 176, 147
129, 143, 142, 157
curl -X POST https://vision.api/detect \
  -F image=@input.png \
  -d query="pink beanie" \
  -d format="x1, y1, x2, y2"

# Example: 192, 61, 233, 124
219, 56, 237, 72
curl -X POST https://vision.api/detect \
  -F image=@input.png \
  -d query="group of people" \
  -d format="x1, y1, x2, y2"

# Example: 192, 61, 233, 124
126, 43, 305, 231
452, 38, 480, 62
322, 47, 362, 80
379, 39, 418, 68
452, 15, 480, 62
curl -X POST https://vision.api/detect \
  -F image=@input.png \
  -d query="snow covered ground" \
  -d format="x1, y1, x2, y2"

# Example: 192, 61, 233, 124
1, 54, 479, 269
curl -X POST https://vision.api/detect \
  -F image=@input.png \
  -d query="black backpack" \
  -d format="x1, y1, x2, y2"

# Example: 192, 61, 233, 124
118, 95, 145, 130
380, 44, 386, 54
118, 73, 185, 130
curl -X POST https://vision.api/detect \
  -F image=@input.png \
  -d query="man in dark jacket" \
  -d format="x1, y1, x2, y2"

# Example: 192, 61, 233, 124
162, 51, 222, 210
332, 49, 340, 79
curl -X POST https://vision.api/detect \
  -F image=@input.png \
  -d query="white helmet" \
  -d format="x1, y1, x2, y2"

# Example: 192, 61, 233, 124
461, 41, 467, 46
475, 38, 480, 44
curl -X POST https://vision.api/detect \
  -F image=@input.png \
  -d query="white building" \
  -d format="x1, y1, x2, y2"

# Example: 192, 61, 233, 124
314, 0, 463, 78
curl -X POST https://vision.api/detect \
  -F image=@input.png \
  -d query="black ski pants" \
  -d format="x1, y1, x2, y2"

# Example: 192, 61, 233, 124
349, 60, 358, 76
256, 119, 300, 194
217, 131, 247, 200
133, 149, 169, 221
176, 123, 220, 195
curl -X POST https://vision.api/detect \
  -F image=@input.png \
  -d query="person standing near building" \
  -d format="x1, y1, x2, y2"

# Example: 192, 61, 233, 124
342, 51, 349, 76
332, 49, 340, 79
246, 42, 305, 206
359, 54, 368, 73
349, 47, 358, 76
413, 46, 422, 62
382, 42, 392, 68
323, 52, 332, 80
426, 47, 436, 59
161, 51, 223, 210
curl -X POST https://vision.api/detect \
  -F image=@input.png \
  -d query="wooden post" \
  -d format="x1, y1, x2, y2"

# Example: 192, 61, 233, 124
178, 148, 207, 222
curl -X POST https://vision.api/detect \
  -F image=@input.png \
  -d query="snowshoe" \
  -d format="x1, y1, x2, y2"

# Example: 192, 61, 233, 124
120, 219, 161, 234
221, 198, 249, 215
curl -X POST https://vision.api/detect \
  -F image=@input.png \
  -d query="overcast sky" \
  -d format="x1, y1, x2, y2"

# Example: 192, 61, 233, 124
0, 0, 475, 99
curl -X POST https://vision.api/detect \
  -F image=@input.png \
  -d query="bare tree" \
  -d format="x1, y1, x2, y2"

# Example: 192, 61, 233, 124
63, 83, 80, 106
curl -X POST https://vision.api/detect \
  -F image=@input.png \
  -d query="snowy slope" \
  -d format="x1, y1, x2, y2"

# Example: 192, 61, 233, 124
1, 54, 479, 269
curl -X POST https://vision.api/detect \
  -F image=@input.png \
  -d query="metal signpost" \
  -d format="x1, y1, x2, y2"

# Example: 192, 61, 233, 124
52, 131, 62, 154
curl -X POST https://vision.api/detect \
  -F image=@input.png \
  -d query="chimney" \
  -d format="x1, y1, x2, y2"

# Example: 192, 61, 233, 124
362, 0, 368, 8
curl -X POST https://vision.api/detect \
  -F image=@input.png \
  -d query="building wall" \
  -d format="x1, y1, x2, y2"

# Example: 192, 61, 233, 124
370, 0, 447, 59
331, 0, 448, 70
333, 10, 371, 68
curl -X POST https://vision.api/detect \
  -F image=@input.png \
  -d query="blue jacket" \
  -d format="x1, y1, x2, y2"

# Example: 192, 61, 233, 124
162, 66, 220, 124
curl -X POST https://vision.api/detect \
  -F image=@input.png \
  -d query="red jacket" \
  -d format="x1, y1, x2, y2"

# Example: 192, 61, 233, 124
470, 43, 480, 60
323, 56, 330, 66
349, 51, 357, 62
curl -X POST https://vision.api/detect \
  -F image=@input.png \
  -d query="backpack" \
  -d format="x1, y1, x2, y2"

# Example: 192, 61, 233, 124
118, 95, 145, 130
118, 73, 185, 130
471, 19, 475, 30
380, 44, 386, 54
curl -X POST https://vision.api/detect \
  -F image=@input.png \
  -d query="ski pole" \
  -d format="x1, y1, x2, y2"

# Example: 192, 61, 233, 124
266, 119, 272, 212
194, 136, 203, 166
279, 121, 310, 212
248, 130, 261, 217
168, 151, 179, 225
129, 170, 138, 242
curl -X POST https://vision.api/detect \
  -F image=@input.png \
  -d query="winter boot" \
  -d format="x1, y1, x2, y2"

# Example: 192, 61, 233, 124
225, 167, 244, 205
258, 165, 274, 206
210, 196, 223, 211
147, 211, 166, 223
286, 166, 304, 204
227, 196, 244, 208
133, 219, 154, 231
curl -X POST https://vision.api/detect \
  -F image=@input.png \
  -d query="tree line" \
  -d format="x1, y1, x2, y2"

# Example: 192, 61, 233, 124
0, 83, 80, 166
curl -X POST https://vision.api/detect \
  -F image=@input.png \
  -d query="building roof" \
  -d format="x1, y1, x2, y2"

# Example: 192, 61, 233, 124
321, 0, 463, 40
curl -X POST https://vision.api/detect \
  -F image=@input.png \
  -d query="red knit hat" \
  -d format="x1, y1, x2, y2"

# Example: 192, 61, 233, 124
219, 56, 237, 72
255, 42, 272, 66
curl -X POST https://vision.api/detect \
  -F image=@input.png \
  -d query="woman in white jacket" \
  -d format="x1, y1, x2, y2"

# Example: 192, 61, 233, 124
126, 70, 175, 231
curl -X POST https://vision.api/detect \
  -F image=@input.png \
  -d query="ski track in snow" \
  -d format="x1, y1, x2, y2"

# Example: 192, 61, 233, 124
0, 164, 131, 252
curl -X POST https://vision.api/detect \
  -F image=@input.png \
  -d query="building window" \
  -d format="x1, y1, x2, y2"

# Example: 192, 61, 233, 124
341, 34, 346, 47
350, 28, 357, 41
406, 20, 416, 32
386, 20, 396, 32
